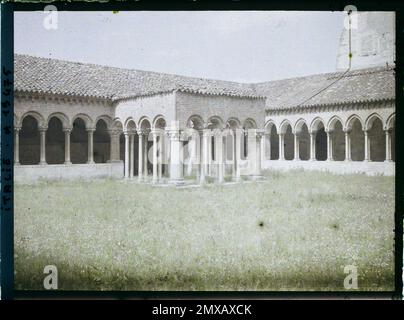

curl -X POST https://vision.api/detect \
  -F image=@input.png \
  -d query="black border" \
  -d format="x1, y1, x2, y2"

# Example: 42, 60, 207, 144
1, 0, 403, 300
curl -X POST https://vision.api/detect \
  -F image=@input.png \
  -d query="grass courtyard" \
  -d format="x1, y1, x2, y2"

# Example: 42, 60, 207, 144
14, 170, 395, 291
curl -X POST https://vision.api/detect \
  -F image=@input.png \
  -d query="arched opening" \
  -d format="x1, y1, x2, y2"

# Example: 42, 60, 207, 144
332, 120, 345, 161
19, 115, 40, 165
94, 119, 111, 163
315, 124, 327, 161
155, 117, 168, 177
71, 118, 88, 164
284, 124, 294, 160
350, 119, 365, 161
298, 123, 310, 160
46, 117, 65, 164
140, 119, 152, 175
368, 117, 385, 162
270, 125, 279, 160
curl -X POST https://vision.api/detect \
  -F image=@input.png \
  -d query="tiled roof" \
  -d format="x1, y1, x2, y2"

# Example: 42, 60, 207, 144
14, 54, 395, 109
255, 66, 395, 110
14, 54, 260, 100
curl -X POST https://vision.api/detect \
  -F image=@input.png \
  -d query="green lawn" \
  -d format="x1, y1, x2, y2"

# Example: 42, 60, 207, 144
14, 170, 395, 291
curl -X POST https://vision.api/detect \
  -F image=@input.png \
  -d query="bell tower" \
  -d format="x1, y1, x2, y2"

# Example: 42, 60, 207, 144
336, 12, 395, 70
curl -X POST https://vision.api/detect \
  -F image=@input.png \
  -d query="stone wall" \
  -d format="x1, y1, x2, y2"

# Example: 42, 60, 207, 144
175, 91, 266, 129
14, 163, 124, 184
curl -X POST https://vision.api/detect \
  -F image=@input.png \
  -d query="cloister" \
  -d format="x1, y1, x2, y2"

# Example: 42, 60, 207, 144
13, 53, 395, 183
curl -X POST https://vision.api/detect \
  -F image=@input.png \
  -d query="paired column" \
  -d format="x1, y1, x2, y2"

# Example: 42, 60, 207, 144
64, 128, 72, 164
129, 133, 135, 178
254, 130, 263, 177
86, 128, 95, 164
39, 127, 47, 165
108, 130, 121, 162
235, 130, 242, 180
279, 133, 285, 161
14, 127, 21, 165
385, 129, 393, 162
294, 133, 300, 161
344, 130, 351, 161
167, 126, 184, 184
200, 129, 210, 183
152, 130, 158, 183
137, 130, 144, 182
215, 130, 224, 183
326, 130, 333, 161
124, 132, 130, 179
309, 132, 316, 161
364, 130, 370, 162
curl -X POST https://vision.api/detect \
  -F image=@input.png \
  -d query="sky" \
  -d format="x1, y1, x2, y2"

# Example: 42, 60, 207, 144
14, 11, 345, 82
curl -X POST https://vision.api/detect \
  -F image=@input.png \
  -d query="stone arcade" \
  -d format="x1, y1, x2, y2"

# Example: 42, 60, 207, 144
13, 12, 396, 183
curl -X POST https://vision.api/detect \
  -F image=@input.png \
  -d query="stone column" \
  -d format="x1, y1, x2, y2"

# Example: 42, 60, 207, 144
385, 129, 392, 162
344, 130, 351, 161
167, 127, 184, 185
232, 131, 237, 179
215, 130, 224, 183
14, 128, 21, 165
129, 134, 135, 178
207, 132, 212, 176
152, 130, 158, 183
326, 130, 333, 161
108, 130, 121, 162
294, 133, 300, 161
87, 128, 95, 164
63, 128, 72, 164
253, 130, 263, 178
137, 130, 144, 182
364, 130, 370, 162
143, 131, 149, 179
200, 129, 210, 183
235, 129, 242, 181
158, 134, 163, 180
39, 127, 47, 165
265, 133, 271, 161
309, 132, 316, 161
124, 132, 130, 179
279, 133, 285, 161
260, 134, 266, 166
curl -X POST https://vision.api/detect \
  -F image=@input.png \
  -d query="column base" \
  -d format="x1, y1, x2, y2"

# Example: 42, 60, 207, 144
64, 161, 72, 165
250, 174, 263, 181
384, 159, 393, 163
87, 161, 95, 164
14, 162, 20, 166
107, 160, 123, 164
168, 179, 185, 186
344, 159, 352, 162
39, 161, 47, 165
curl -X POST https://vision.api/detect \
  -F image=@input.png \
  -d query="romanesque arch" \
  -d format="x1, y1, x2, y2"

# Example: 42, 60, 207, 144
140, 118, 152, 175
154, 116, 167, 177
386, 114, 395, 161
280, 120, 294, 161
94, 119, 111, 163
311, 118, 327, 161
269, 124, 279, 160
366, 114, 385, 162
347, 115, 365, 161
46, 117, 65, 164
264, 121, 274, 160
71, 117, 88, 164
19, 115, 41, 165
295, 120, 310, 161
328, 116, 345, 161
